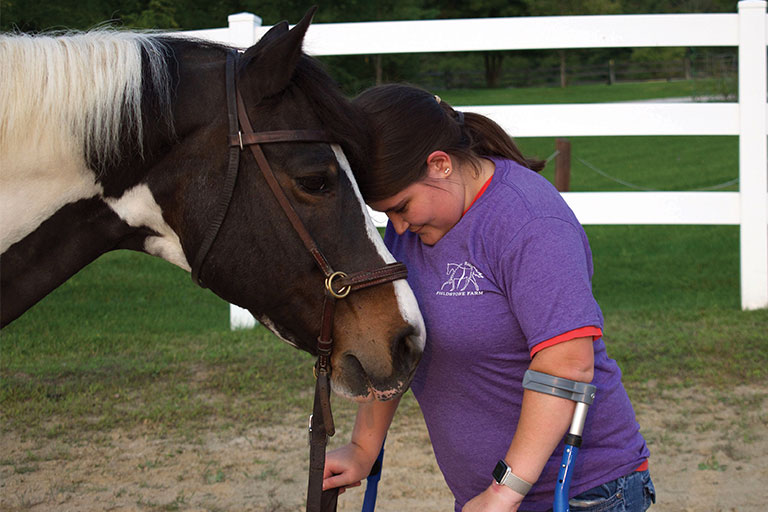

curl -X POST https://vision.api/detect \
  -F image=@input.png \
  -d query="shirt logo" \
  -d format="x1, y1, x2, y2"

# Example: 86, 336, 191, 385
436, 261, 485, 296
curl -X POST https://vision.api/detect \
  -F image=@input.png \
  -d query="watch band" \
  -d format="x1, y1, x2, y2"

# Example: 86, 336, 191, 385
500, 470, 533, 496
492, 459, 533, 496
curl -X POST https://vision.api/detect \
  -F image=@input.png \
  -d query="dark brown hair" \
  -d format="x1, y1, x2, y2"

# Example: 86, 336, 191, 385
352, 83, 545, 202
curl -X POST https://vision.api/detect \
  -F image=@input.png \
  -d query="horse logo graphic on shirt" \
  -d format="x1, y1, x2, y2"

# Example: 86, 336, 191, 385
440, 261, 484, 292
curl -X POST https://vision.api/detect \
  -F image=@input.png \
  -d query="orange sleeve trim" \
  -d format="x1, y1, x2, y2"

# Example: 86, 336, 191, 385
529, 326, 603, 357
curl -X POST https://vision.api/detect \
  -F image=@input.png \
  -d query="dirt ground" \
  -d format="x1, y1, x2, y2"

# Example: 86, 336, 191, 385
1, 382, 766, 512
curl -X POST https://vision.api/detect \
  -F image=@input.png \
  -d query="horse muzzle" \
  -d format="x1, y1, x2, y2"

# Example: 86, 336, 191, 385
330, 316, 424, 401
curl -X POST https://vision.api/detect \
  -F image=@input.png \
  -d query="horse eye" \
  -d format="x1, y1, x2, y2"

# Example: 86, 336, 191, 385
297, 175, 328, 193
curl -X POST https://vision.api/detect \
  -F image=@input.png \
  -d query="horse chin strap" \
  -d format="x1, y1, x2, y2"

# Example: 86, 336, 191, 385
192, 50, 408, 512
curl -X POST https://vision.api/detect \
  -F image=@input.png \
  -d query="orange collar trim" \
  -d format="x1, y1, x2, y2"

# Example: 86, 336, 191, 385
462, 174, 494, 217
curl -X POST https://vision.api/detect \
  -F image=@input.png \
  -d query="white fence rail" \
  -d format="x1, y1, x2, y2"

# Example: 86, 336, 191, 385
178, 2, 768, 320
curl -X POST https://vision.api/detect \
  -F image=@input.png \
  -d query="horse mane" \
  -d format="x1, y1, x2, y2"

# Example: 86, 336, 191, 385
0, 30, 368, 176
0, 30, 172, 169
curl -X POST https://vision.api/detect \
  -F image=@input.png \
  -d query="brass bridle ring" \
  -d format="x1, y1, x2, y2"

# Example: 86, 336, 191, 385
325, 271, 350, 299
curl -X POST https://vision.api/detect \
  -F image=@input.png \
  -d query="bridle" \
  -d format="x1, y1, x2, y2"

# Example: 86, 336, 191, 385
190, 50, 408, 512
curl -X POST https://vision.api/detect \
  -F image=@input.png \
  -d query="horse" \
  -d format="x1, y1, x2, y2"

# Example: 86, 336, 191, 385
0, 9, 425, 403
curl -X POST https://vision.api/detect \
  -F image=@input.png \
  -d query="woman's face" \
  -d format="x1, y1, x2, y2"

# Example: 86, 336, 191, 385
368, 170, 464, 246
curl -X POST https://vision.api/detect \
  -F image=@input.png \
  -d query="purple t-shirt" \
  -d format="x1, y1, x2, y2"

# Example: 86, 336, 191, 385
385, 158, 649, 511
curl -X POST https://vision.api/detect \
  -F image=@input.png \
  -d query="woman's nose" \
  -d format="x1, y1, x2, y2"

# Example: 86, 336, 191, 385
388, 213, 409, 235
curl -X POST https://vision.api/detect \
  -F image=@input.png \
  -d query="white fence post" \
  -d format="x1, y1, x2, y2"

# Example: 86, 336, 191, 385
227, 12, 261, 48
227, 12, 261, 329
738, 0, 768, 310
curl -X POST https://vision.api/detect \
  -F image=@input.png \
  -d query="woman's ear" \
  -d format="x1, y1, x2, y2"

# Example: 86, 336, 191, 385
426, 151, 453, 178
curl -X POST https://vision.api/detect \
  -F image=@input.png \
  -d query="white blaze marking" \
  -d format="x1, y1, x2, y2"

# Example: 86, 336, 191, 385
331, 145, 426, 351
105, 184, 191, 271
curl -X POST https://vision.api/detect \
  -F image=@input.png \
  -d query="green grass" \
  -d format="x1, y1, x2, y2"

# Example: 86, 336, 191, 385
2, 240, 764, 438
0, 253, 315, 436
1, 80, 766, 439
437, 78, 725, 105
588, 225, 740, 311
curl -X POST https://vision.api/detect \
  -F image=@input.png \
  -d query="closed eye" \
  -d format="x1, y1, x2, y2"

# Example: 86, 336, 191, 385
296, 175, 328, 194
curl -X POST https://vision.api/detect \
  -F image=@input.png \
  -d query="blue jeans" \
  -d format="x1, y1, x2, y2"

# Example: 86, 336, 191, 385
566, 469, 656, 512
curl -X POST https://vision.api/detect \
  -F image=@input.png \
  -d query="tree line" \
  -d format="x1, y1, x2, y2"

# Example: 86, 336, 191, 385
0, 0, 739, 93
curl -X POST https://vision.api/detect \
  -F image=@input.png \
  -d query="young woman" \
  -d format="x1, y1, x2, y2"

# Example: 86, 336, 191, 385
323, 84, 655, 512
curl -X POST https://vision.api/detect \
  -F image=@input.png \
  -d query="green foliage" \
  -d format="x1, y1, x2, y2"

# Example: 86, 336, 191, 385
620, 0, 736, 14
0, 0, 142, 31
429, 0, 529, 18
523, 0, 622, 16
631, 47, 687, 62
123, 0, 179, 29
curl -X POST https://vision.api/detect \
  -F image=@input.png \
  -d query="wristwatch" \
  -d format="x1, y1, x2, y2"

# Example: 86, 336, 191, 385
492, 459, 533, 496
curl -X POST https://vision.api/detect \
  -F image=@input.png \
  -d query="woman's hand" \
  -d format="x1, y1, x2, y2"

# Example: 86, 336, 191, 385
462, 483, 523, 512
323, 442, 376, 494
323, 398, 400, 495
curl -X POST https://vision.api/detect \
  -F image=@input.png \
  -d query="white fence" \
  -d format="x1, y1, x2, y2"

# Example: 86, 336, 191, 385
178, 1, 768, 321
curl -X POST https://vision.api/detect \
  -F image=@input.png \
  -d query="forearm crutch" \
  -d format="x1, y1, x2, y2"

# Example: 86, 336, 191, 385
360, 437, 386, 512
522, 370, 596, 512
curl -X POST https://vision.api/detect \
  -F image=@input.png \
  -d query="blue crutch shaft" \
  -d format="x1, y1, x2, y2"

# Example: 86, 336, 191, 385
553, 443, 580, 511
361, 437, 386, 512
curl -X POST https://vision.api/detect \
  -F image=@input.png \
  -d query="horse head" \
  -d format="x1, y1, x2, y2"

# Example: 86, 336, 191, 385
140, 10, 427, 401
0, 9, 425, 401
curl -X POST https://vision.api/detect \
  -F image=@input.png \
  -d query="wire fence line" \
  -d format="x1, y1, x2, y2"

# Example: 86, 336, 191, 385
415, 53, 738, 93
543, 149, 738, 192
573, 157, 739, 192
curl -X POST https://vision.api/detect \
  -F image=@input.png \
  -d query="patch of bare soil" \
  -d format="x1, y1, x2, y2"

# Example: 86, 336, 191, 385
1, 384, 765, 511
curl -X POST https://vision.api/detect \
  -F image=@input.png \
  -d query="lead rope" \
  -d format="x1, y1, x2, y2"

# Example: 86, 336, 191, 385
307, 291, 339, 512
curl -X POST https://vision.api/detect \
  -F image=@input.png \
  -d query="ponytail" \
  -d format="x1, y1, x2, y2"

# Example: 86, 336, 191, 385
461, 112, 545, 172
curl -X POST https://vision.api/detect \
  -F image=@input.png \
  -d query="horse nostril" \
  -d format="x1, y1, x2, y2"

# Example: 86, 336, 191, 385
341, 353, 370, 396
393, 325, 421, 369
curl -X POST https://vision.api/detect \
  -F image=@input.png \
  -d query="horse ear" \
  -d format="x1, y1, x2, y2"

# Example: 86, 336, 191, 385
254, 20, 290, 49
240, 6, 318, 100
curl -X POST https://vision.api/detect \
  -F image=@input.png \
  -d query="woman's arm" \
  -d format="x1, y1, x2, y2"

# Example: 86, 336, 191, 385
463, 337, 594, 512
323, 397, 401, 491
